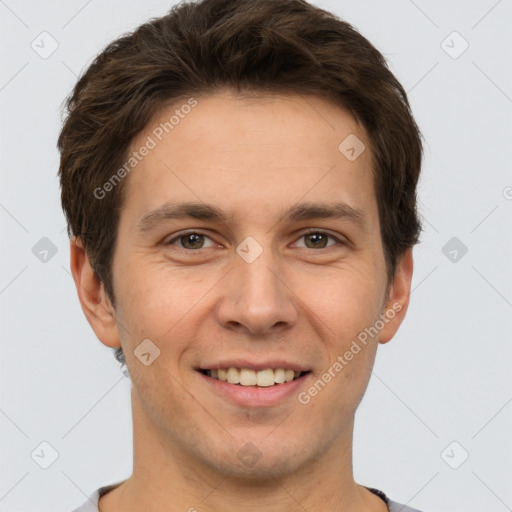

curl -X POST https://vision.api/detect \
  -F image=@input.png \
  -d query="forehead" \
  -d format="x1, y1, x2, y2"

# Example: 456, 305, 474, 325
121, 90, 377, 229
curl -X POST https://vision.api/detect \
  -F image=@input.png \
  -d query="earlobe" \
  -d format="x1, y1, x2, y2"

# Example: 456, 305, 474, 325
69, 237, 121, 349
378, 248, 414, 344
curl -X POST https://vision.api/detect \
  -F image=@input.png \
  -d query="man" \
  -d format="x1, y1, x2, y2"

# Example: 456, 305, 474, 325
59, 0, 424, 510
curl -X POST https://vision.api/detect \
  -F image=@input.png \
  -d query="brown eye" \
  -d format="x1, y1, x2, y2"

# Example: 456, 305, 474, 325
180, 233, 204, 249
167, 232, 215, 250
297, 232, 338, 249
304, 233, 329, 248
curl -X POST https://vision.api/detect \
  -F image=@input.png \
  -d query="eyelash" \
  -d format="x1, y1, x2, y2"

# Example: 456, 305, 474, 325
165, 229, 345, 251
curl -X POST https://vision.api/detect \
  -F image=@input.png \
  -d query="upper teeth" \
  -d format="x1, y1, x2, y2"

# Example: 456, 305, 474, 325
207, 368, 302, 386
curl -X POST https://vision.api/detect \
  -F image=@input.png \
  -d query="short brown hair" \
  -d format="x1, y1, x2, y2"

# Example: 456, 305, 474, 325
58, 0, 422, 368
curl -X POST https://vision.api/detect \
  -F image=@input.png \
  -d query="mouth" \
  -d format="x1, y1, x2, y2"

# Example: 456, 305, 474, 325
198, 367, 311, 387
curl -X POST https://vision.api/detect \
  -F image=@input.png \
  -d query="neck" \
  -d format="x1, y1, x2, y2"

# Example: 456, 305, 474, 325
100, 388, 386, 512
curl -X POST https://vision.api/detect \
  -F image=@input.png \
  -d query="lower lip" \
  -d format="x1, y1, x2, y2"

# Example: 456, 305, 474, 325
199, 372, 311, 407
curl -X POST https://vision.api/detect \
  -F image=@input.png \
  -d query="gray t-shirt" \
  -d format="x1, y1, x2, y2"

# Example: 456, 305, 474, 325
70, 482, 424, 511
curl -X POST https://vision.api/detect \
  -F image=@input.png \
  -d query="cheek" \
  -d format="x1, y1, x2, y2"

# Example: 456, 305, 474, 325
129, 361, 199, 443
299, 269, 383, 409
116, 261, 210, 335
308, 268, 385, 340
297, 343, 377, 445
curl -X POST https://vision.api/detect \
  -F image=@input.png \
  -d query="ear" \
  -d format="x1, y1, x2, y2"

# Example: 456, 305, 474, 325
69, 237, 121, 349
378, 247, 414, 345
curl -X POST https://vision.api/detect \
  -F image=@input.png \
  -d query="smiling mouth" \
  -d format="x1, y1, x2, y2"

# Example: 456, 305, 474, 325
199, 368, 310, 387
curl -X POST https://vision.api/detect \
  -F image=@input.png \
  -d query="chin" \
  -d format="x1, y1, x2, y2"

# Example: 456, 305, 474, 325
216, 456, 302, 481
197, 437, 314, 481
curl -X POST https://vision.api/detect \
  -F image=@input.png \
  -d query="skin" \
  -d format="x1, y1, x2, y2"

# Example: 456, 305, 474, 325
71, 89, 413, 512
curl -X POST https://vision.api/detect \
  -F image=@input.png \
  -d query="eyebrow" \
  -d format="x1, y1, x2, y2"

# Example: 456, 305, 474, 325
137, 200, 367, 233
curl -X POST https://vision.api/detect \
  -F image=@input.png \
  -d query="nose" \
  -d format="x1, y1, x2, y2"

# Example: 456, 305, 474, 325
215, 245, 298, 336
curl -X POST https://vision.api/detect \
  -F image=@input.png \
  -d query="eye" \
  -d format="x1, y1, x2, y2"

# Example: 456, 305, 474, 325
165, 230, 345, 252
167, 231, 216, 250
294, 231, 341, 249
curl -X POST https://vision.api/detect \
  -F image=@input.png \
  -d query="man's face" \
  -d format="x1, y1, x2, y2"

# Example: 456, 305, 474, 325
108, 90, 400, 478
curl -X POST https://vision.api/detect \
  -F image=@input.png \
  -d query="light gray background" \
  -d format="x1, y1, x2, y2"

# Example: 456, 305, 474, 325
1, 1, 511, 511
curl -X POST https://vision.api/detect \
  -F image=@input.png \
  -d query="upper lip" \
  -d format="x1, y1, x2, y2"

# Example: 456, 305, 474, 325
197, 359, 311, 372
